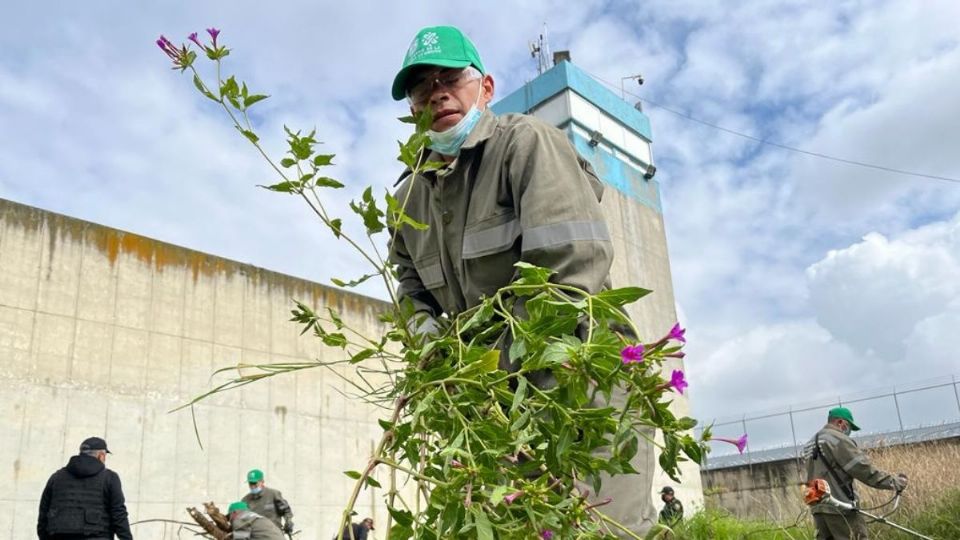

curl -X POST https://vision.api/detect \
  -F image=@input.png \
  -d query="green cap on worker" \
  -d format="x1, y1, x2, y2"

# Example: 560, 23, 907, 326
392, 25, 485, 100
228, 501, 248, 514
828, 406, 860, 431
247, 469, 264, 483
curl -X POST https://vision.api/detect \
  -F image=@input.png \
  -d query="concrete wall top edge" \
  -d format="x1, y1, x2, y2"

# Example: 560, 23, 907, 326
0, 197, 390, 312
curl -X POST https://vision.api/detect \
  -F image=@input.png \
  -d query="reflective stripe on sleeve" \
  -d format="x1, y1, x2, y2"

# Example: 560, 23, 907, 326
522, 220, 611, 252
462, 219, 522, 259
841, 453, 867, 472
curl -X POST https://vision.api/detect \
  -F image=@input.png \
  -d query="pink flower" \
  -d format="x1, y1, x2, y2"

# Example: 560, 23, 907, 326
188, 32, 203, 48
714, 434, 748, 454
206, 27, 221, 46
450, 459, 463, 469
541, 531, 554, 539
620, 344, 645, 364
669, 370, 688, 395
666, 351, 686, 359
504, 491, 523, 504
156, 35, 178, 60
668, 323, 686, 343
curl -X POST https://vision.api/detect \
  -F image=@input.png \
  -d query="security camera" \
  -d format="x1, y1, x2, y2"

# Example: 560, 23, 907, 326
643, 164, 657, 180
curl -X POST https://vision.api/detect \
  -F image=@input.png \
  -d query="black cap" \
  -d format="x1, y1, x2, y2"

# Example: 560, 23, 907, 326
660, 486, 674, 494
80, 437, 111, 454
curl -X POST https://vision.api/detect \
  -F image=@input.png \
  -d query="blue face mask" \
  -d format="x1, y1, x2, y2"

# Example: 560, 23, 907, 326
427, 87, 483, 156
250, 487, 262, 495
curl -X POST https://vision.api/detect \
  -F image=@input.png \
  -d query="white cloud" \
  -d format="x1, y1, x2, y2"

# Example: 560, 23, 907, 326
806, 214, 960, 356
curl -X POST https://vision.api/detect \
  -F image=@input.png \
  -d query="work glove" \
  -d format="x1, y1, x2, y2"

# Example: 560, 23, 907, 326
407, 311, 441, 339
284, 521, 294, 534
894, 473, 908, 493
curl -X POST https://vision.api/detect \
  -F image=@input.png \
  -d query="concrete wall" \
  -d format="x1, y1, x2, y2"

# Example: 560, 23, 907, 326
701, 457, 807, 523
0, 198, 395, 539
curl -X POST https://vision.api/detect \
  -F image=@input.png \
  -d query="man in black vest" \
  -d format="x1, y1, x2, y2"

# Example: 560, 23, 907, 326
37, 437, 133, 540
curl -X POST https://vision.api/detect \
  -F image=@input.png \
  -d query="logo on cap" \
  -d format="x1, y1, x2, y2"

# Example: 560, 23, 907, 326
409, 31, 442, 61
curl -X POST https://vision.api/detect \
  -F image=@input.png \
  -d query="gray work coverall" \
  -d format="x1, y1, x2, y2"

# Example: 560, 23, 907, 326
242, 487, 293, 533
803, 424, 905, 539
230, 510, 285, 540
389, 109, 658, 534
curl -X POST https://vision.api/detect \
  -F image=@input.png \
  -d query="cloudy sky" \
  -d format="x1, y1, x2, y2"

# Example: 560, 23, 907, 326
2, 1, 958, 452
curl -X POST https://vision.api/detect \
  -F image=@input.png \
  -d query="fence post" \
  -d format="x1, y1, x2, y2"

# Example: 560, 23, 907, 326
788, 407, 799, 457
742, 416, 751, 471
953, 374, 960, 418
892, 387, 905, 442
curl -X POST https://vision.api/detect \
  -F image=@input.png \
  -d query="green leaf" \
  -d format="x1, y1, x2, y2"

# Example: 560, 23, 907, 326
508, 336, 527, 362
364, 476, 382, 488
596, 286, 653, 306
219, 75, 239, 99
192, 74, 218, 101
472, 508, 494, 540
459, 301, 493, 333
259, 180, 300, 193
385, 192, 428, 231
490, 485, 510, 506
682, 439, 704, 464
349, 349, 376, 364
327, 307, 345, 329
350, 187, 385, 234
315, 176, 345, 189
343, 470, 362, 480
331, 272, 378, 288
387, 506, 414, 527
238, 128, 259, 144
313, 153, 335, 166
321, 332, 348, 348
388, 524, 412, 540
510, 377, 527, 415
676, 417, 698, 431
514, 261, 554, 284
244, 94, 269, 108
330, 218, 343, 239
280, 158, 297, 168
473, 350, 500, 374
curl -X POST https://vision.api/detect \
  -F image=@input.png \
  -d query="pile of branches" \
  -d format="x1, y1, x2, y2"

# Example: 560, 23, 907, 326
187, 502, 233, 540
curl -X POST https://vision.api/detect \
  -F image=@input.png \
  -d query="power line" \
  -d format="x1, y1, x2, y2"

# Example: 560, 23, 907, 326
584, 70, 960, 185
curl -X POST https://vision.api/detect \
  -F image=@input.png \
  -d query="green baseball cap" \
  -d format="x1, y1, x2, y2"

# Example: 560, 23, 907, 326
228, 501, 248, 514
392, 25, 485, 100
247, 469, 264, 483
828, 407, 860, 431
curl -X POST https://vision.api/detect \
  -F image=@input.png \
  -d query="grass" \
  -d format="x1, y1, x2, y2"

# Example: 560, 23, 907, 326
694, 438, 960, 539
648, 489, 960, 539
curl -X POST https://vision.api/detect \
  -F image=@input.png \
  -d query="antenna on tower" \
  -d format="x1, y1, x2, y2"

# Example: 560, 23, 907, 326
528, 23, 552, 75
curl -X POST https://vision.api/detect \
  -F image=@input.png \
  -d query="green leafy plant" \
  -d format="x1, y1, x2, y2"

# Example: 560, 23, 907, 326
158, 29, 720, 540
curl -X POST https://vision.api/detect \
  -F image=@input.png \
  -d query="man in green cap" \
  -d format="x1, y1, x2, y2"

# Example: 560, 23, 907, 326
241, 469, 295, 535
227, 501, 286, 540
803, 407, 908, 539
389, 24, 614, 336
389, 25, 655, 535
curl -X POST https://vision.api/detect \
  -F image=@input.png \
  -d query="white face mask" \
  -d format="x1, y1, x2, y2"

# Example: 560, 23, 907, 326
250, 486, 262, 495
426, 85, 484, 156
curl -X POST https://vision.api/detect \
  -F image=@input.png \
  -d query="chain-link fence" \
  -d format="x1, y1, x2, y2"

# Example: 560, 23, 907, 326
698, 375, 960, 469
